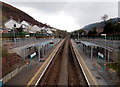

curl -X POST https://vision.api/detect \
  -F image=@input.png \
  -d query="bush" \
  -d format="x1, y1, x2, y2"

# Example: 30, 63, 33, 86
2, 48, 10, 57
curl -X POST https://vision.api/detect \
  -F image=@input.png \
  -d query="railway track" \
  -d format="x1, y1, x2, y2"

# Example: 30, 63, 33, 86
35, 38, 89, 86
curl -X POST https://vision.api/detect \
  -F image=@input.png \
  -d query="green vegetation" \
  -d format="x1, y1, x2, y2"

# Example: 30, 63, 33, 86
2, 32, 52, 38
2, 32, 25, 38
53, 30, 68, 38
88, 27, 97, 37
106, 63, 118, 71
103, 21, 120, 34
70, 29, 87, 39
71, 14, 120, 38
106, 62, 120, 76
2, 48, 10, 57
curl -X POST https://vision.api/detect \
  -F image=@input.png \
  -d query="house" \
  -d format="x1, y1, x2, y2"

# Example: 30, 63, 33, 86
21, 20, 29, 28
30, 25, 41, 33
51, 28, 57, 32
45, 27, 53, 34
21, 20, 31, 32
4, 19, 21, 29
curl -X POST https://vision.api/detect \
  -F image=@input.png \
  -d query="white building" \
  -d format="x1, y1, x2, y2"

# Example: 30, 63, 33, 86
4, 19, 21, 29
30, 25, 41, 33
51, 28, 57, 32
21, 20, 31, 32
45, 27, 53, 34
21, 20, 29, 28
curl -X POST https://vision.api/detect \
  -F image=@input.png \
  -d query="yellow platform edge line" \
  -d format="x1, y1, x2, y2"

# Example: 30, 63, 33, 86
71, 39, 99, 86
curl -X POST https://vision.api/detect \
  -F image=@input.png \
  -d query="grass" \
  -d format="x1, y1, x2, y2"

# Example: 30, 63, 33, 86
106, 63, 120, 73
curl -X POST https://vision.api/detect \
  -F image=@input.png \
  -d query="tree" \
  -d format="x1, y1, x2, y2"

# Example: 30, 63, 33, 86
88, 27, 97, 37
103, 21, 114, 34
88, 30, 92, 37
114, 23, 120, 32
16, 27, 23, 32
101, 14, 108, 23
40, 29, 47, 34
77, 30, 87, 36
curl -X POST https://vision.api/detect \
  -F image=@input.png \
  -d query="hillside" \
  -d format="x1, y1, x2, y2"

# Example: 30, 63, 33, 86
82, 18, 120, 31
0, 1, 48, 27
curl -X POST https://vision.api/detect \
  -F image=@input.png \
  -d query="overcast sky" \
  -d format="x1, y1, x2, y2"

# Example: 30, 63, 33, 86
1, 0, 119, 32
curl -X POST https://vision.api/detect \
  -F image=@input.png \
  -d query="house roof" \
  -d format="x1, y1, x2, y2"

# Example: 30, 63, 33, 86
80, 41, 98, 47
30, 25, 41, 32
4, 18, 20, 25
21, 20, 30, 26
77, 40, 113, 51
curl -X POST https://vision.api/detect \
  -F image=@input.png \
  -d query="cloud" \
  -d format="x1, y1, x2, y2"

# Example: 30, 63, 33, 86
1, 0, 120, 2
17, 6, 80, 32
10, 2, 69, 13
61, 2, 118, 27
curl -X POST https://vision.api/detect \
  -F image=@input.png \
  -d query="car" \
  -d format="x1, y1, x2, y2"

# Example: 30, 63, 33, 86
49, 41, 54, 44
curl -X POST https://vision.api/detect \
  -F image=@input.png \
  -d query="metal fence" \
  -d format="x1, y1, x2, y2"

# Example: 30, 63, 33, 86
79, 38, 120, 50
2, 38, 55, 49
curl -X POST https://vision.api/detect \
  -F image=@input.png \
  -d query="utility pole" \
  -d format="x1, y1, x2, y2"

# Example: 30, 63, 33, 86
12, 19, 16, 47
78, 33, 79, 40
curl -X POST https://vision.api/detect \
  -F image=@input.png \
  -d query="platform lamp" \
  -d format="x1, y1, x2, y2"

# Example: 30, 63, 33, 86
82, 32, 84, 40
13, 23, 16, 47
77, 33, 79, 40
101, 34, 106, 71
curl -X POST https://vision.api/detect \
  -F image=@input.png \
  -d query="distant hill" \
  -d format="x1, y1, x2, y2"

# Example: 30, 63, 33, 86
0, 1, 48, 27
81, 18, 120, 31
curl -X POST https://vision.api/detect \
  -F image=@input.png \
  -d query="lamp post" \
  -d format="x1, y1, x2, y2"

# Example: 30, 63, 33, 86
78, 33, 79, 40
25, 34, 30, 43
72, 33, 75, 39
13, 24, 16, 47
101, 34, 106, 60
101, 34, 106, 70
82, 32, 84, 40
38, 46, 41, 62
11, 17, 17, 48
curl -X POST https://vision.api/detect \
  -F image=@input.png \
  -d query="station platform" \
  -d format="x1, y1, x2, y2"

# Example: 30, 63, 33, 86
71, 39, 115, 86
4, 39, 63, 86
4, 38, 116, 87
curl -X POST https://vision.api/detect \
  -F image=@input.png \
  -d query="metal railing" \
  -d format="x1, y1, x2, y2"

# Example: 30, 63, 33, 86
79, 37, 120, 50
2, 38, 54, 49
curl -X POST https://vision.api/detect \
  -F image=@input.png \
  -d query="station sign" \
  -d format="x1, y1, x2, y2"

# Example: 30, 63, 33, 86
98, 52, 104, 58
30, 52, 36, 58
